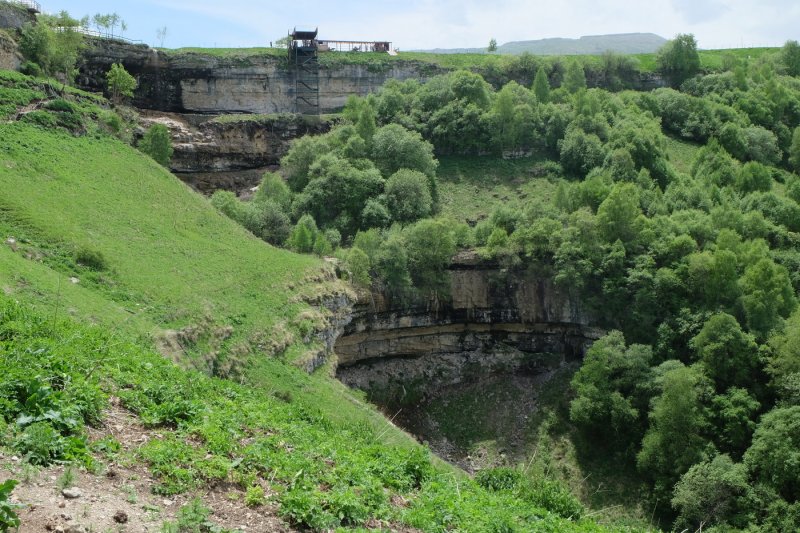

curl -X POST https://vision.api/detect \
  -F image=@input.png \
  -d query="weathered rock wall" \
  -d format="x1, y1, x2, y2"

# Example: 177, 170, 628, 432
0, 28, 20, 71
0, 2, 34, 32
138, 111, 336, 194
77, 40, 441, 115
335, 252, 602, 402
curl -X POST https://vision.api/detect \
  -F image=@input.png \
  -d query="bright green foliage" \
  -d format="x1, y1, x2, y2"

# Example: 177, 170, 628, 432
767, 309, 800, 401
138, 123, 173, 166
287, 214, 318, 253
569, 331, 652, 444
637, 364, 710, 498
253, 172, 292, 211
19, 11, 85, 84
344, 247, 371, 287
744, 406, 800, 500
291, 154, 384, 237
691, 313, 759, 390
559, 128, 607, 177
106, 63, 136, 103
657, 33, 701, 86
790, 126, 800, 173
405, 219, 456, 294
375, 234, 411, 294
533, 67, 551, 103
563, 60, 587, 93
738, 258, 797, 338
596, 183, 643, 245
671, 454, 754, 531
781, 40, 800, 76
736, 161, 772, 193
280, 134, 331, 192
0, 480, 21, 532
384, 169, 433, 223
710, 388, 760, 456
371, 124, 438, 178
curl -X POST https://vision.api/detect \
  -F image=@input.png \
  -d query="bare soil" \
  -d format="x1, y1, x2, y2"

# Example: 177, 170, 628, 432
0, 401, 295, 532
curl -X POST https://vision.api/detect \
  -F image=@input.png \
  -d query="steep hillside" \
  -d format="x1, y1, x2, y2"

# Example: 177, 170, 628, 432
0, 71, 630, 531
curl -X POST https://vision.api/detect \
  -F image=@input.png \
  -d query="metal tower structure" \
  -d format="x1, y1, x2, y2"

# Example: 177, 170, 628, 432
288, 28, 320, 116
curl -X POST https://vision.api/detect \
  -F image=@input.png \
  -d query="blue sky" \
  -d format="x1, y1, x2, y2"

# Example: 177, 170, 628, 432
41, 0, 799, 50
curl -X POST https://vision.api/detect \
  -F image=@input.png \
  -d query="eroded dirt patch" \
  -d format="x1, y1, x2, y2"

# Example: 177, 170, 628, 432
0, 403, 294, 532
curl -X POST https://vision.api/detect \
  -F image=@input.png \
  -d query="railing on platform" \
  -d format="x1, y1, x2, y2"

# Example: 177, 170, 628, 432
9, 0, 41, 13
53, 26, 144, 45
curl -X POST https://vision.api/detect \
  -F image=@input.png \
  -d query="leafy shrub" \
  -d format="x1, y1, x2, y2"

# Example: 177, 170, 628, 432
0, 480, 21, 532
138, 124, 173, 167
476, 467, 524, 491
14, 421, 65, 465
20, 110, 57, 129
74, 246, 108, 271
45, 99, 77, 113
244, 485, 265, 507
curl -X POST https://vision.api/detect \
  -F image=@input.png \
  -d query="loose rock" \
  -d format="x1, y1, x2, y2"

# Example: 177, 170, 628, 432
61, 487, 82, 499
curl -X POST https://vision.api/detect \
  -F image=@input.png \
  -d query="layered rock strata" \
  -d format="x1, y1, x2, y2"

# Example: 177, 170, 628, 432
335, 252, 603, 404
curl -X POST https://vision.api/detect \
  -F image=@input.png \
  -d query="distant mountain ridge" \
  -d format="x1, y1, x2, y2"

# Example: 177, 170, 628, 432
415, 33, 668, 56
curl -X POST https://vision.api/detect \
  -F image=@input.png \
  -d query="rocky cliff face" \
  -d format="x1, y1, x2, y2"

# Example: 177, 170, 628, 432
0, 29, 20, 71
335, 252, 603, 404
0, 3, 34, 32
77, 40, 440, 115
139, 112, 335, 194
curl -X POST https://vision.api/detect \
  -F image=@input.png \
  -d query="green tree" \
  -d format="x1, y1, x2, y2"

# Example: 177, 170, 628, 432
533, 67, 550, 104
559, 128, 607, 177
253, 172, 292, 211
287, 214, 318, 253
738, 258, 797, 338
344, 247, 371, 287
280, 134, 331, 192
291, 154, 384, 237
744, 406, 800, 500
106, 63, 136, 104
767, 309, 800, 401
405, 219, 456, 294
691, 314, 759, 391
781, 40, 800, 76
384, 169, 433, 224
569, 331, 653, 445
371, 124, 438, 178
487, 38, 497, 53
671, 454, 754, 531
657, 34, 701, 86
710, 388, 760, 456
596, 183, 643, 245
563, 59, 587, 93
789, 126, 800, 173
637, 363, 710, 498
376, 234, 412, 295
19, 11, 85, 84
138, 124, 173, 167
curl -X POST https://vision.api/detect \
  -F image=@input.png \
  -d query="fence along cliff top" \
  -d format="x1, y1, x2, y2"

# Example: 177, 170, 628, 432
9, 0, 41, 13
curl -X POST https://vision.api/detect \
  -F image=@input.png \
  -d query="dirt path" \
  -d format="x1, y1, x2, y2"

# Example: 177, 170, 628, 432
0, 401, 295, 532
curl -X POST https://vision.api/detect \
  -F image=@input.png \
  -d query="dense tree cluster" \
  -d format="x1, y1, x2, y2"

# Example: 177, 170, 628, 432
208, 39, 800, 530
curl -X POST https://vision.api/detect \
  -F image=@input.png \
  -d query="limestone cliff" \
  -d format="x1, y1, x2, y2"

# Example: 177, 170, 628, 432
335, 251, 603, 403
77, 40, 441, 115
139, 111, 335, 194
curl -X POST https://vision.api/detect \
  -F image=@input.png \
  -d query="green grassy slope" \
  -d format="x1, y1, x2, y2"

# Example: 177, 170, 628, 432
0, 74, 637, 530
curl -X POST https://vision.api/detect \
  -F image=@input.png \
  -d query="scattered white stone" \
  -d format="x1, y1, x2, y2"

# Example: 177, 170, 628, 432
163, 499, 174, 506
69, 277, 80, 284
62, 487, 82, 499
10, 455, 19, 462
